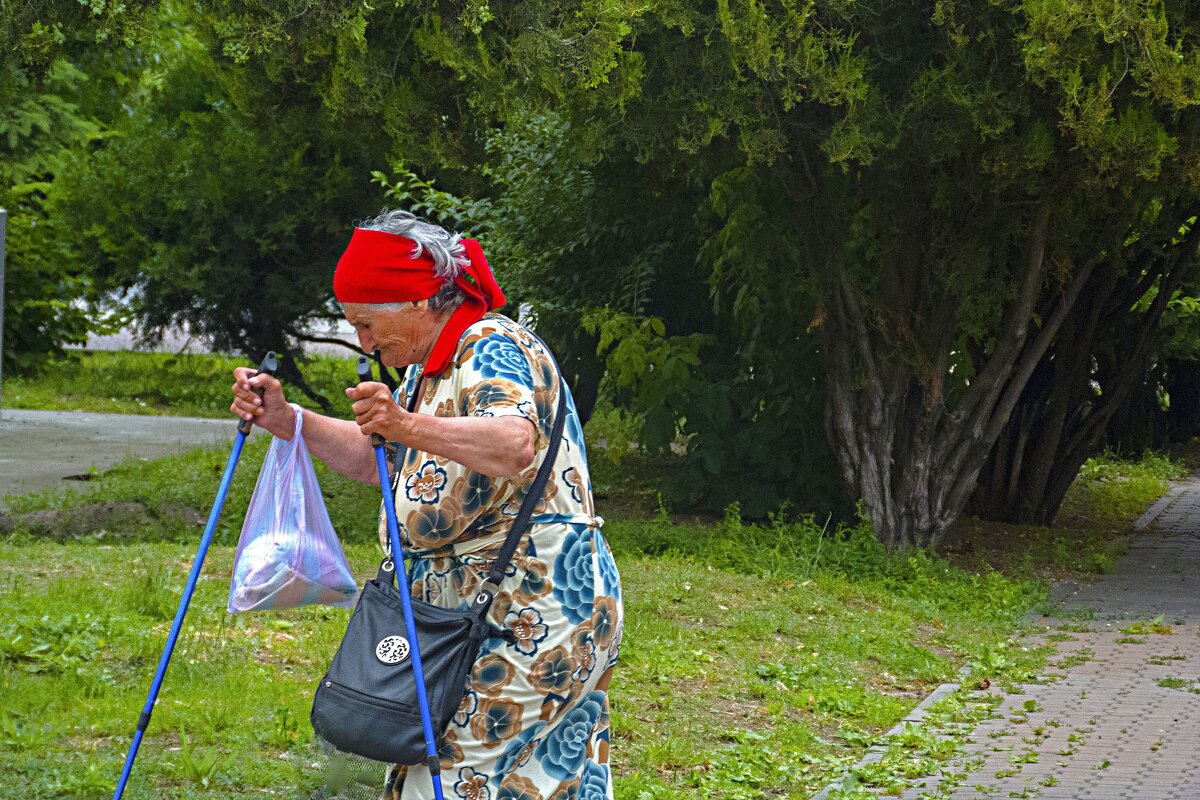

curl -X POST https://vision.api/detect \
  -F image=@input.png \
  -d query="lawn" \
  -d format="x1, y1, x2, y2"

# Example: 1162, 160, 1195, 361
0, 446, 1051, 800
0, 350, 1179, 799
3, 350, 360, 419
0, 516, 1043, 800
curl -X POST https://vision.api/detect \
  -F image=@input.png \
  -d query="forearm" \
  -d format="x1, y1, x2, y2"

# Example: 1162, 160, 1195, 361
396, 414, 535, 478
232, 367, 378, 484
275, 409, 380, 486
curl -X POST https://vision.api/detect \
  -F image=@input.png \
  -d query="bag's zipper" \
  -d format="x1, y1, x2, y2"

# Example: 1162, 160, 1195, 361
320, 678, 416, 713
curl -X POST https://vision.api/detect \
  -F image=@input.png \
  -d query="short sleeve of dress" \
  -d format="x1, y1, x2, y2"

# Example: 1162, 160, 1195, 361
454, 326, 542, 443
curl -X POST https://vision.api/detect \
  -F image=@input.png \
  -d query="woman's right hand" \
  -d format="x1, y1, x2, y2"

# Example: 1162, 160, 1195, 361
230, 367, 295, 439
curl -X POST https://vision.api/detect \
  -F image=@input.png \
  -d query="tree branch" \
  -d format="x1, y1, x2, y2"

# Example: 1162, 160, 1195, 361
952, 203, 1053, 432
291, 332, 363, 355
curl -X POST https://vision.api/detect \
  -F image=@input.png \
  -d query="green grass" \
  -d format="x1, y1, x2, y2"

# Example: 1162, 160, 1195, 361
5, 351, 1183, 798
942, 450, 1188, 584
0, 443, 1048, 799
4, 350, 359, 419
0, 537, 1042, 800
1060, 450, 1190, 523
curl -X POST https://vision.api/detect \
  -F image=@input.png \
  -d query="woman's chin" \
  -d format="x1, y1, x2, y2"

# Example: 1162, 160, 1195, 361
378, 351, 412, 369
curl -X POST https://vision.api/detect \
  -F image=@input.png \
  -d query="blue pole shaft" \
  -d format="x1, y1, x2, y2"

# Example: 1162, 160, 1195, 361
373, 444, 445, 800
111, 431, 248, 800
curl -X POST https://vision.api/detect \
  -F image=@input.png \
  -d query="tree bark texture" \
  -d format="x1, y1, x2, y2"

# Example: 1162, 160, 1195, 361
820, 205, 1104, 548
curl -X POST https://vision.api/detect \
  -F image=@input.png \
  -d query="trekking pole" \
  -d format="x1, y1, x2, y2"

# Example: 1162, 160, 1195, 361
358, 355, 446, 800
111, 352, 278, 800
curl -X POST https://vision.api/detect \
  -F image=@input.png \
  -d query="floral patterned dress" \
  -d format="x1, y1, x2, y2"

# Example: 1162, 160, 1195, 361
380, 314, 623, 800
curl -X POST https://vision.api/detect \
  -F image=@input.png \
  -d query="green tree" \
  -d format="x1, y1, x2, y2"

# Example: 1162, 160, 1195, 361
368, 1, 1200, 545
973, 210, 1200, 525
0, 2, 156, 373
145, 1, 1200, 545
52, 11, 389, 406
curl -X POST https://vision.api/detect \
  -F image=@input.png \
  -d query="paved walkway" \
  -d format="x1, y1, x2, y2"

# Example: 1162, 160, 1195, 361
0, 409, 259, 499
890, 487, 1200, 800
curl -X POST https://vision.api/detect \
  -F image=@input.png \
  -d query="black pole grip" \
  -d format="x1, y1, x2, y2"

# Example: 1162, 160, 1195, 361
355, 355, 387, 448
237, 351, 279, 435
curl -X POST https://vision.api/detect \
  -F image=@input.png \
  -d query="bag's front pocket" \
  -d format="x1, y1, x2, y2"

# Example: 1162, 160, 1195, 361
311, 679, 427, 765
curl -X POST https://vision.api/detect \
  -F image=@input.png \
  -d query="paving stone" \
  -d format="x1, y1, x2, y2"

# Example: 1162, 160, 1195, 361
886, 480, 1200, 800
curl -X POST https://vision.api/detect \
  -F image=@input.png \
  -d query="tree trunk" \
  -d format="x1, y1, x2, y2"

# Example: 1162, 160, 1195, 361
971, 216, 1200, 525
820, 205, 1098, 548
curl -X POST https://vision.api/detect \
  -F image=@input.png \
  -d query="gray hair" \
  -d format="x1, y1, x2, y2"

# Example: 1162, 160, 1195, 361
358, 209, 469, 312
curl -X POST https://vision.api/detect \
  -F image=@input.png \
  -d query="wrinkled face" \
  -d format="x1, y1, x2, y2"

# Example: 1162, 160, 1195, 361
342, 301, 446, 368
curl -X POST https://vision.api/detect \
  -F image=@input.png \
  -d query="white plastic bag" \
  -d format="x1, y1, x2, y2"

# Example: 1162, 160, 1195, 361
228, 405, 358, 613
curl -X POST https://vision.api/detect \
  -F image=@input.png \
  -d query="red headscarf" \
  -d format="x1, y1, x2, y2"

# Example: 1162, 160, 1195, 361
333, 228, 506, 377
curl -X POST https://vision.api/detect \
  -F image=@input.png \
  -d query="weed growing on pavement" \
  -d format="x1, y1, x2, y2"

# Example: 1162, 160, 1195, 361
1120, 616, 1173, 635
1156, 677, 1200, 693
824, 689, 1003, 800
1147, 652, 1186, 665
1052, 648, 1094, 669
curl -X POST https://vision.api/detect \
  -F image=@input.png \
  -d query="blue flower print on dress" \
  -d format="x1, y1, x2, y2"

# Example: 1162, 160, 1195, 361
473, 334, 534, 387
515, 398, 537, 424
473, 654, 516, 697
406, 459, 448, 504
570, 625, 596, 683
406, 498, 463, 549
454, 766, 491, 800
470, 697, 524, 748
595, 530, 621, 602
505, 606, 549, 656
495, 776, 542, 800
492, 721, 546, 782
529, 645, 574, 694
577, 760, 609, 800
533, 692, 606, 780
514, 557, 552, 606
461, 471, 496, 516
552, 525, 596, 625
565, 400, 587, 461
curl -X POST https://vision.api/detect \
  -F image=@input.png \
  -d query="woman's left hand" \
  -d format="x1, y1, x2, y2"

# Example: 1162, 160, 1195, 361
346, 381, 412, 441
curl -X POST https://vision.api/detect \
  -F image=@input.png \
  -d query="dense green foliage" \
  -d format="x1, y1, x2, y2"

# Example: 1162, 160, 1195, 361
8, 1, 1200, 543
0, 10, 111, 373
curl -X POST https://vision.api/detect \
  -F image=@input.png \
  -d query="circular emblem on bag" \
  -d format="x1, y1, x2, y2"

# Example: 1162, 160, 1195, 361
376, 635, 410, 664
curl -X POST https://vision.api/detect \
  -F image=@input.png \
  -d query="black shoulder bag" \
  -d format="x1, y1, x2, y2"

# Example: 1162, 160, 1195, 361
310, 375, 567, 765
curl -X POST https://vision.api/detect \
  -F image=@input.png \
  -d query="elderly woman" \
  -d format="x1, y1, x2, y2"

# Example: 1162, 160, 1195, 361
230, 210, 623, 800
